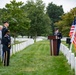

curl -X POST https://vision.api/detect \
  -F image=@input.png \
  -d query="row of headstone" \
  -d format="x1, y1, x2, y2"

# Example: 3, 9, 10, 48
10, 39, 34, 56
0, 39, 34, 60
60, 43, 76, 75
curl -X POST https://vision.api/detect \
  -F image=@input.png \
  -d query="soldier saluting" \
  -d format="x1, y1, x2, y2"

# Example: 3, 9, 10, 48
1, 21, 11, 66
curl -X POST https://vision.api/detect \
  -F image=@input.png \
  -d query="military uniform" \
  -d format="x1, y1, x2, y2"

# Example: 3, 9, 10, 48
1, 26, 8, 63
54, 29, 62, 55
2, 30, 11, 66
56, 32, 62, 55
2, 26, 8, 39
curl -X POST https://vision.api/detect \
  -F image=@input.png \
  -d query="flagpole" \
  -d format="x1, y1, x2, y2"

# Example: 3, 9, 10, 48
70, 43, 72, 52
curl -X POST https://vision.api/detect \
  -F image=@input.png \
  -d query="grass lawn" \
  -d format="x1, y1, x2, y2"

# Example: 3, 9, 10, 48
0, 40, 75, 75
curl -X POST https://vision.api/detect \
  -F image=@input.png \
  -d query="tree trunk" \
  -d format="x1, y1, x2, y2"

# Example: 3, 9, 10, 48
34, 32, 37, 42
13, 33, 16, 44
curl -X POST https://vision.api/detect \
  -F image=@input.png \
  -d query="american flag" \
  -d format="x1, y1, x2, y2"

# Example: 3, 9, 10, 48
69, 17, 76, 38
69, 17, 76, 48
73, 32, 76, 48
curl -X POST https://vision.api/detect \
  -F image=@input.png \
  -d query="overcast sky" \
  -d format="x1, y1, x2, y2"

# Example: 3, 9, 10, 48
0, 0, 76, 13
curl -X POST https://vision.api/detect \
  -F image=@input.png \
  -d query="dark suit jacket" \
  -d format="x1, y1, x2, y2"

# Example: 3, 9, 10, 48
54, 32, 62, 43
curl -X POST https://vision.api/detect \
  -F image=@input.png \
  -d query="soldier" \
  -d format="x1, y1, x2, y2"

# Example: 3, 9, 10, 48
1, 21, 10, 66
54, 28, 62, 55
2, 30, 11, 66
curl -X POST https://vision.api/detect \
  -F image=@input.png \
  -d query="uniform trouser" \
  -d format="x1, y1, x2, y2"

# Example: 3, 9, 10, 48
3, 50, 10, 66
57, 41, 61, 55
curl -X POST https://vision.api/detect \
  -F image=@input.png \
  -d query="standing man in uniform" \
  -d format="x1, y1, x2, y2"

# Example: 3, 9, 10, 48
1, 21, 10, 66
2, 30, 11, 66
54, 28, 62, 55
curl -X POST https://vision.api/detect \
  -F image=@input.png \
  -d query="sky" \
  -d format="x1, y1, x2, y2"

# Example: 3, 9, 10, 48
0, 0, 76, 13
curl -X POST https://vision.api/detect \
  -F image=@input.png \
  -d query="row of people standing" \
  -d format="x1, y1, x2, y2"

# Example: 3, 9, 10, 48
0, 21, 11, 66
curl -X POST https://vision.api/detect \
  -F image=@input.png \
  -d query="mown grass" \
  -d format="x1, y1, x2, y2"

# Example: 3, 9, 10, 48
0, 40, 74, 75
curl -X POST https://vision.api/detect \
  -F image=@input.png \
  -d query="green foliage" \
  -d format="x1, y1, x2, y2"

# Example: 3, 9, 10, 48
55, 7, 76, 36
0, 0, 52, 37
0, 0, 30, 37
22, 0, 51, 37
46, 2, 64, 23
46, 2, 64, 35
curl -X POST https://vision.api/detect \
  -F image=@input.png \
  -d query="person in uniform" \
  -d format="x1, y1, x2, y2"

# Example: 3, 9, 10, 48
2, 30, 11, 66
54, 28, 62, 55
1, 21, 10, 66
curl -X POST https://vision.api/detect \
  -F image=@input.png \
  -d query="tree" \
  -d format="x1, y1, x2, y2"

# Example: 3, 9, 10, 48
0, 8, 7, 24
46, 2, 64, 23
46, 2, 64, 35
22, 0, 51, 39
0, 0, 30, 37
55, 7, 76, 36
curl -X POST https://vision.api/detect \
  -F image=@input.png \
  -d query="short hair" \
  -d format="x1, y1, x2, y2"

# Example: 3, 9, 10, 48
3, 21, 9, 24
55, 28, 59, 31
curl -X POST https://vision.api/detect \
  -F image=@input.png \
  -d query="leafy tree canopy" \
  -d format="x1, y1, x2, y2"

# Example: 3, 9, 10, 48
55, 7, 76, 36
46, 2, 64, 23
22, 0, 51, 37
0, 0, 30, 37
